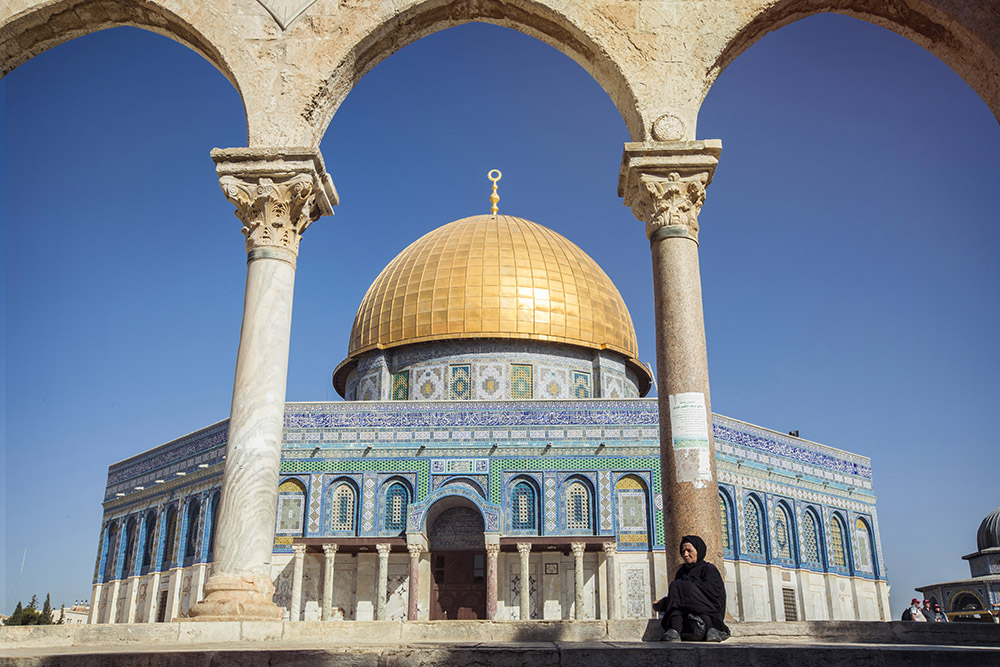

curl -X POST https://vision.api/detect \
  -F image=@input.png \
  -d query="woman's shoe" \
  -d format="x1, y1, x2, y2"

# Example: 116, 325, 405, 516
704, 628, 728, 642
660, 628, 681, 642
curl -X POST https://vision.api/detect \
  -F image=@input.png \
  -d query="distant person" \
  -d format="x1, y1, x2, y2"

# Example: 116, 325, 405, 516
932, 603, 948, 622
922, 600, 935, 621
901, 597, 926, 621
652, 535, 730, 642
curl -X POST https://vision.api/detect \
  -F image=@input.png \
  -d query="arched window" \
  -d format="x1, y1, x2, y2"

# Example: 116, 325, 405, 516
206, 491, 221, 561
855, 517, 875, 573
511, 480, 537, 531
775, 503, 793, 560
719, 493, 734, 552
161, 505, 178, 569
566, 480, 592, 532
802, 509, 822, 565
183, 498, 201, 564
830, 514, 848, 568
330, 483, 356, 532
102, 521, 119, 582
276, 478, 307, 537
743, 496, 764, 555
615, 475, 648, 546
384, 483, 409, 532
140, 511, 157, 573
121, 516, 138, 577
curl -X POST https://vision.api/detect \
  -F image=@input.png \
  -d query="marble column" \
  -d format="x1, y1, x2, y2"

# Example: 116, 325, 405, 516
289, 544, 306, 621
145, 571, 161, 623
88, 584, 102, 624
375, 543, 391, 621
189, 149, 337, 621
321, 544, 338, 621
406, 544, 422, 621
485, 543, 500, 620
619, 140, 725, 572
516, 542, 531, 620
571, 543, 586, 619
603, 542, 618, 620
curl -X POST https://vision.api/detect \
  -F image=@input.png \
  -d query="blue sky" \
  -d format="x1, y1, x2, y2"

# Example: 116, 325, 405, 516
2, 14, 998, 618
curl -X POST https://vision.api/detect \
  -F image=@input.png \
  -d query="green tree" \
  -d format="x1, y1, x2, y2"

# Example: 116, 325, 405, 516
6, 601, 24, 625
58, 604, 66, 624
39, 594, 53, 625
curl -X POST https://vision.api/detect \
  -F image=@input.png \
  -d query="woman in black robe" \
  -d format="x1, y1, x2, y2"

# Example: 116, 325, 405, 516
652, 535, 730, 642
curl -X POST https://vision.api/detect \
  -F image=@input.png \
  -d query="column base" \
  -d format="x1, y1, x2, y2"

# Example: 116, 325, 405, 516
186, 572, 283, 621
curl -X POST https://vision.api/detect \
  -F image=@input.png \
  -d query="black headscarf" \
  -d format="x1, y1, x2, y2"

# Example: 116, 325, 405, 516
674, 534, 728, 632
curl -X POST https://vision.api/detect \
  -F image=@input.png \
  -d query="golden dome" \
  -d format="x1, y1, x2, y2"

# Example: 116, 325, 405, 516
345, 214, 644, 366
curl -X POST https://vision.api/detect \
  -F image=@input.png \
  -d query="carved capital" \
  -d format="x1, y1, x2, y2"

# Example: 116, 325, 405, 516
516, 542, 532, 557
376, 543, 392, 558
602, 542, 617, 557
485, 543, 501, 558
407, 543, 423, 559
212, 147, 338, 257
618, 141, 722, 244
322, 543, 339, 557
291, 544, 307, 557
570, 542, 586, 557
220, 174, 318, 255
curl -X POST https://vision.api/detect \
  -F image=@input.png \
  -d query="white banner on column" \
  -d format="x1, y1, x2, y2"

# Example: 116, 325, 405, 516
668, 392, 713, 488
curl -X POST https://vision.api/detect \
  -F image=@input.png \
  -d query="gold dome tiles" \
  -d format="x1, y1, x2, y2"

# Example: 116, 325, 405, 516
347, 215, 640, 361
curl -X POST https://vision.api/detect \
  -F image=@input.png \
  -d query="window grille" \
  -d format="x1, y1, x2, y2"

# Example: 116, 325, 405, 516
385, 484, 409, 532
744, 498, 763, 555
775, 505, 792, 560
803, 511, 821, 564
830, 515, 847, 568
855, 518, 873, 572
512, 482, 536, 530
782, 588, 798, 621
566, 482, 591, 531
391, 371, 409, 400
331, 484, 356, 531
511, 364, 533, 399
719, 495, 731, 551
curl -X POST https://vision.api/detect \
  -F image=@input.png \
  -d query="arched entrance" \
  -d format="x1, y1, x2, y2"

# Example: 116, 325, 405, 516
427, 502, 487, 620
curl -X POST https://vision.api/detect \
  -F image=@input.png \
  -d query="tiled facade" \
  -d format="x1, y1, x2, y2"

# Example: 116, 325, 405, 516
92, 400, 890, 623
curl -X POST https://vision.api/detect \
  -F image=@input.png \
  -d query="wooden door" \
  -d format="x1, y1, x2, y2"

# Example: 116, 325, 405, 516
430, 552, 486, 620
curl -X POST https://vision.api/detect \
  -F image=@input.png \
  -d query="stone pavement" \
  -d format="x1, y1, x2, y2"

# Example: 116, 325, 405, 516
2, 620, 998, 666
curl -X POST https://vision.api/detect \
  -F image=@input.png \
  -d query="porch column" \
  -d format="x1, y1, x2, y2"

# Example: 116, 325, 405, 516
603, 542, 618, 620
289, 544, 306, 621
322, 544, 338, 621
571, 543, 586, 619
619, 140, 725, 571
189, 149, 337, 621
375, 543, 391, 621
517, 542, 531, 620
406, 543, 422, 621
145, 571, 162, 623
485, 543, 500, 620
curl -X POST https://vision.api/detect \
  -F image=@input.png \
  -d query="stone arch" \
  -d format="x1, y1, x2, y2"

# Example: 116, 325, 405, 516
407, 485, 502, 535
707, 1, 1000, 122
306, 0, 643, 145
1, 1, 248, 123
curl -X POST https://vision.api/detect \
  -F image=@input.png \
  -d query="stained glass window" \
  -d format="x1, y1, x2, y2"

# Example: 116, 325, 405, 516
512, 364, 533, 399
830, 514, 847, 568
385, 483, 409, 532
330, 484, 355, 532
512, 481, 536, 530
391, 371, 409, 400
775, 504, 792, 560
566, 482, 591, 531
744, 497, 763, 555
719, 495, 731, 551
803, 510, 821, 564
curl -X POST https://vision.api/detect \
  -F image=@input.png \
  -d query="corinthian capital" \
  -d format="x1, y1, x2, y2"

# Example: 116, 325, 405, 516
618, 141, 722, 244
212, 147, 339, 256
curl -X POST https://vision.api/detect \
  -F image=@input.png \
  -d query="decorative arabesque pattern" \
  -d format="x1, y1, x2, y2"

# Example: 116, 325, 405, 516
449, 365, 472, 400
511, 364, 533, 399
276, 479, 306, 536
803, 511, 821, 564
391, 372, 409, 401
855, 518, 873, 572
615, 476, 648, 546
571, 371, 592, 398
744, 498, 763, 555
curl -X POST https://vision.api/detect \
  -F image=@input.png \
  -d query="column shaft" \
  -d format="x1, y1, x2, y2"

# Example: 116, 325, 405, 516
485, 544, 500, 620
619, 141, 725, 573
517, 543, 531, 620
406, 544, 422, 621
322, 544, 338, 621
289, 544, 306, 621
88, 584, 102, 624
603, 543, 618, 620
572, 543, 585, 620
375, 543, 391, 621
